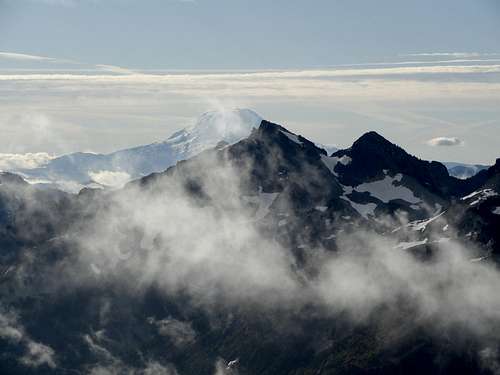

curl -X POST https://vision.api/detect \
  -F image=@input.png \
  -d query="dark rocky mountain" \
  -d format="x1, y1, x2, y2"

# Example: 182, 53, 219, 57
444, 159, 500, 262
332, 131, 450, 190
0, 120, 500, 374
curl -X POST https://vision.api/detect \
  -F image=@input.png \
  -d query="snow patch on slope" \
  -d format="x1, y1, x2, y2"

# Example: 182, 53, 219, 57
461, 189, 498, 206
348, 201, 377, 219
280, 130, 302, 144
339, 185, 377, 219
339, 173, 422, 220
321, 155, 351, 177
395, 238, 428, 250
355, 174, 421, 204
395, 211, 446, 233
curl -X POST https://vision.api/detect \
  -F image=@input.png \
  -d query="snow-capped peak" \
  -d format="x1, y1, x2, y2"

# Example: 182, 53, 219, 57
181, 108, 262, 144
162, 108, 262, 161
10, 108, 264, 192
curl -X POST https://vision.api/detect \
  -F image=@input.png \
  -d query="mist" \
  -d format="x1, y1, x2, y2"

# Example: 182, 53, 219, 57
64, 145, 500, 342
2, 126, 500, 374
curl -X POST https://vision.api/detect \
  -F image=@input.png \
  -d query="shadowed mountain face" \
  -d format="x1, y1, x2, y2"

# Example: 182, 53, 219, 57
332, 131, 451, 193
1, 120, 500, 375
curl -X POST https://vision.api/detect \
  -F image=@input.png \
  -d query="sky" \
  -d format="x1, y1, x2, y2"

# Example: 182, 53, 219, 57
0, 0, 500, 164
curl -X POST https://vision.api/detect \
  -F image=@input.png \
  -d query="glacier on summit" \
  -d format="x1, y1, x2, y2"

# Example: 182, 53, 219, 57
9, 109, 263, 192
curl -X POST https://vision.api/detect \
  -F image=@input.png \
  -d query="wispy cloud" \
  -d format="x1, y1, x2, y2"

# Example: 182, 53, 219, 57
0, 152, 54, 170
2, 63, 499, 81
88, 170, 131, 187
332, 58, 500, 68
95, 64, 137, 75
13, 0, 196, 5
0, 307, 56, 369
0, 58, 498, 163
427, 137, 464, 147
0, 52, 57, 62
403, 52, 500, 58
12, 0, 93, 5
0, 51, 135, 75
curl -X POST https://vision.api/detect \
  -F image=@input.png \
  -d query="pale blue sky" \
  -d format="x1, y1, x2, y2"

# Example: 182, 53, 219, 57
1, 0, 500, 69
0, 0, 499, 164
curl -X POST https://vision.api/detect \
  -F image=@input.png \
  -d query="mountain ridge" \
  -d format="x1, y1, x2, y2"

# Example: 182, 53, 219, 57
1, 117, 500, 374
3, 110, 487, 193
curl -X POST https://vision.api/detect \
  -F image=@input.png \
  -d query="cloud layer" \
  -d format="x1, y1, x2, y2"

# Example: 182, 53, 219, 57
3, 140, 500, 372
89, 170, 131, 187
0, 52, 499, 164
0, 152, 53, 170
68, 151, 500, 338
403, 52, 500, 58
0, 307, 56, 369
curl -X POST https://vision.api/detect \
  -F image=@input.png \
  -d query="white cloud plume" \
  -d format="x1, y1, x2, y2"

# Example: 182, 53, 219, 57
0, 309, 24, 342
66, 149, 500, 340
213, 358, 238, 375
403, 52, 500, 58
0, 152, 54, 170
427, 136, 464, 147
20, 341, 56, 369
1, 65, 499, 106
0, 52, 56, 61
89, 170, 131, 187
95, 64, 137, 75
0, 51, 135, 75
1, 64, 500, 82
75, 154, 301, 306
83, 330, 180, 374
3, 134, 500, 371
147, 317, 196, 348
89, 361, 179, 375
479, 346, 500, 374
0, 307, 56, 368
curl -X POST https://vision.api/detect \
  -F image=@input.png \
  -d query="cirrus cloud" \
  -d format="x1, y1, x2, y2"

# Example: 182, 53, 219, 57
0, 52, 57, 62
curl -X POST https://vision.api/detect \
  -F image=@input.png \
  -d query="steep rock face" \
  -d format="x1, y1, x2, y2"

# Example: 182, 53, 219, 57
322, 132, 453, 221
0, 173, 75, 254
462, 158, 500, 194
138, 120, 352, 252
449, 193, 500, 260
332, 131, 453, 195
444, 160, 500, 258
0, 172, 27, 186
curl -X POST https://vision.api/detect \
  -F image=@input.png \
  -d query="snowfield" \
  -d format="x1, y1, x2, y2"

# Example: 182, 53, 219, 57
355, 174, 421, 204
